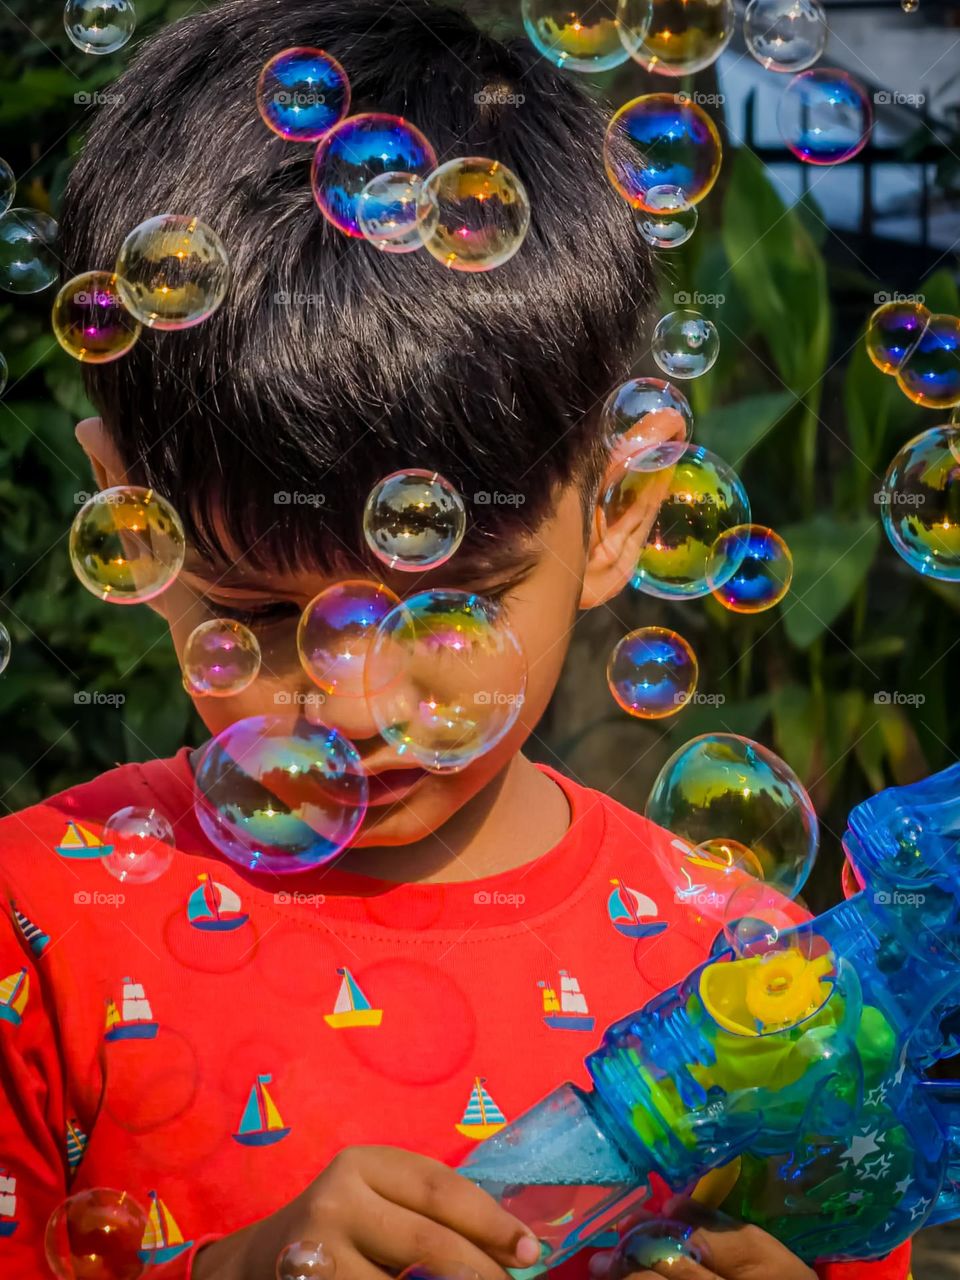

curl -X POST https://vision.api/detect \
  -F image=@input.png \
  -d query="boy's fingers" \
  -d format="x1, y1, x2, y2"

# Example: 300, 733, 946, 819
338, 1244, 402, 1280
355, 1195, 510, 1280
662, 1203, 816, 1280
359, 1147, 539, 1268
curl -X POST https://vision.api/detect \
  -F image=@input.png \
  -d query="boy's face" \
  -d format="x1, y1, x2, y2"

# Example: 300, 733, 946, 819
77, 411, 677, 851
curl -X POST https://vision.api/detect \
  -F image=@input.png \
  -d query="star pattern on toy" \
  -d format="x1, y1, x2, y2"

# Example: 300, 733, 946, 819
862, 1153, 893, 1181
847, 1191, 867, 1206
910, 1197, 933, 1222
840, 1128, 882, 1167
865, 1082, 889, 1107
894, 1175, 912, 1197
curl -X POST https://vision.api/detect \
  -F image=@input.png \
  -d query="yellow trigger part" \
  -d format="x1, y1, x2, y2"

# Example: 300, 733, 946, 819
699, 948, 835, 1036
692, 1158, 743, 1210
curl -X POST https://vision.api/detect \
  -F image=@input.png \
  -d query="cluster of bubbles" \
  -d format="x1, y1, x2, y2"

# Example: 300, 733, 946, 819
862, 302, 960, 582
252, 49, 533, 271
866, 299, 960, 412
599, 384, 794, 721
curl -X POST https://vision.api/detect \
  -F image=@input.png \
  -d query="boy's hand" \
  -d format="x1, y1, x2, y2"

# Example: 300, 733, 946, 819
193, 1145, 541, 1280
590, 1200, 816, 1280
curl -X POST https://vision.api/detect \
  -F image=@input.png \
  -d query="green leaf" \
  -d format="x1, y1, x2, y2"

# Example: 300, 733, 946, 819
918, 267, 960, 316
779, 516, 881, 647
771, 684, 818, 782
696, 391, 796, 466
667, 694, 773, 743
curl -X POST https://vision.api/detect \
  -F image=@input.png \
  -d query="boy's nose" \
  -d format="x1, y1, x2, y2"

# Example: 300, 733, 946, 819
299, 682, 384, 744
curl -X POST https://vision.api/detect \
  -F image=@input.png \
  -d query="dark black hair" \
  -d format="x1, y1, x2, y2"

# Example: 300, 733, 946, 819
60, 0, 655, 576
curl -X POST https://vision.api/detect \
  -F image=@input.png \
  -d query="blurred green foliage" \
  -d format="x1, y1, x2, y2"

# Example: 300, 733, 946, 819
0, 0, 957, 891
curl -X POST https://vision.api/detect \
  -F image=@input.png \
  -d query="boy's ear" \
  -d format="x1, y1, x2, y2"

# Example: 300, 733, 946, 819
75, 416, 129, 491
579, 408, 687, 610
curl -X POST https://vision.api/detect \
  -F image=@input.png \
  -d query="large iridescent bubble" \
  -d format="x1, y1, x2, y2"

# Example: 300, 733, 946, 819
630, 0, 735, 75
778, 68, 873, 164
646, 733, 819, 899
365, 590, 527, 772
64, 0, 136, 55
604, 94, 722, 213
880, 425, 960, 582
52, 270, 142, 363
520, 0, 652, 72
601, 442, 750, 598
69, 486, 186, 604
193, 715, 368, 874
312, 113, 436, 238
417, 158, 530, 273
115, 214, 231, 329
607, 626, 698, 719
46, 1188, 148, 1280
896, 313, 960, 410
707, 525, 794, 613
298, 579, 401, 697
744, 0, 827, 73
363, 470, 467, 572
652, 309, 720, 379
256, 47, 350, 142
601, 376, 693, 469
0, 208, 59, 294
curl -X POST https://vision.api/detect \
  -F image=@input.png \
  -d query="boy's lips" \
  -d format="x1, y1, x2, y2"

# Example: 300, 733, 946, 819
363, 766, 429, 807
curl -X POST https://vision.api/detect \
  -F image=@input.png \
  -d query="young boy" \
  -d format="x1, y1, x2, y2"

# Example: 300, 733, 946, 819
0, 2, 913, 1278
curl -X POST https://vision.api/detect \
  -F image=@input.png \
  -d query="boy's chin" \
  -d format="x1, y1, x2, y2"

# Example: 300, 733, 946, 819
350, 772, 469, 848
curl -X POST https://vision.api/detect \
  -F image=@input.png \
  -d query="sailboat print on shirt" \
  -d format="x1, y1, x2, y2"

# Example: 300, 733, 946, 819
324, 968, 383, 1028
607, 878, 668, 940
538, 971, 595, 1032
65, 1119, 88, 1172
232, 1074, 291, 1147
187, 873, 249, 932
0, 969, 29, 1026
104, 978, 158, 1042
138, 1191, 193, 1263
55, 820, 113, 860
12, 903, 50, 958
0, 1170, 18, 1237
455, 1077, 507, 1140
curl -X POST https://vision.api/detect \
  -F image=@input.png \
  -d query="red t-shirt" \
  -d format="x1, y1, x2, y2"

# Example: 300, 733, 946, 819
0, 752, 911, 1279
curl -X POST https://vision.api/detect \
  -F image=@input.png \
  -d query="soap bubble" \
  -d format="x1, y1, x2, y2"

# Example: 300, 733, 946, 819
0, 158, 14, 215
744, 0, 828, 72
707, 524, 794, 612
0, 622, 10, 673
358, 172, 426, 254
652, 309, 720, 379
102, 806, 175, 885
605, 94, 722, 211
0, 207, 59, 294
607, 627, 698, 719
520, 0, 652, 72
880, 425, 960, 582
277, 1241, 336, 1280
115, 214, 230, 329
722, 879, 806, 956
778, 68, 873, 164
601, 377, 694, 467
184, 619, 262, 697
631, 0, 735, 74
865, 300, 929, 374
896, 313, 960, 410
602, 442, 750, 598
636, 184, 698, 248
52, 270, 142, 363
70, 486, 186, 604
697, 837, 766, 880
417, 157, 530, 272
363, 470, 467, 572
646, 733, 820, 898
46, 1188, 148, 1280
312, 113, 437, 238
365, 590, 527, 772
902, 0, 918, 10
611, 1220, 703, 1275
298, 580, 400, 697
257, 47, 350, 141
0, 351, 6, 396
193, 714, 368, 874
64, 0, 136, 55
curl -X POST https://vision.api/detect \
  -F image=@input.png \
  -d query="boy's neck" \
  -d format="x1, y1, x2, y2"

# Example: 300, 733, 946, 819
339, 755, 572, 885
